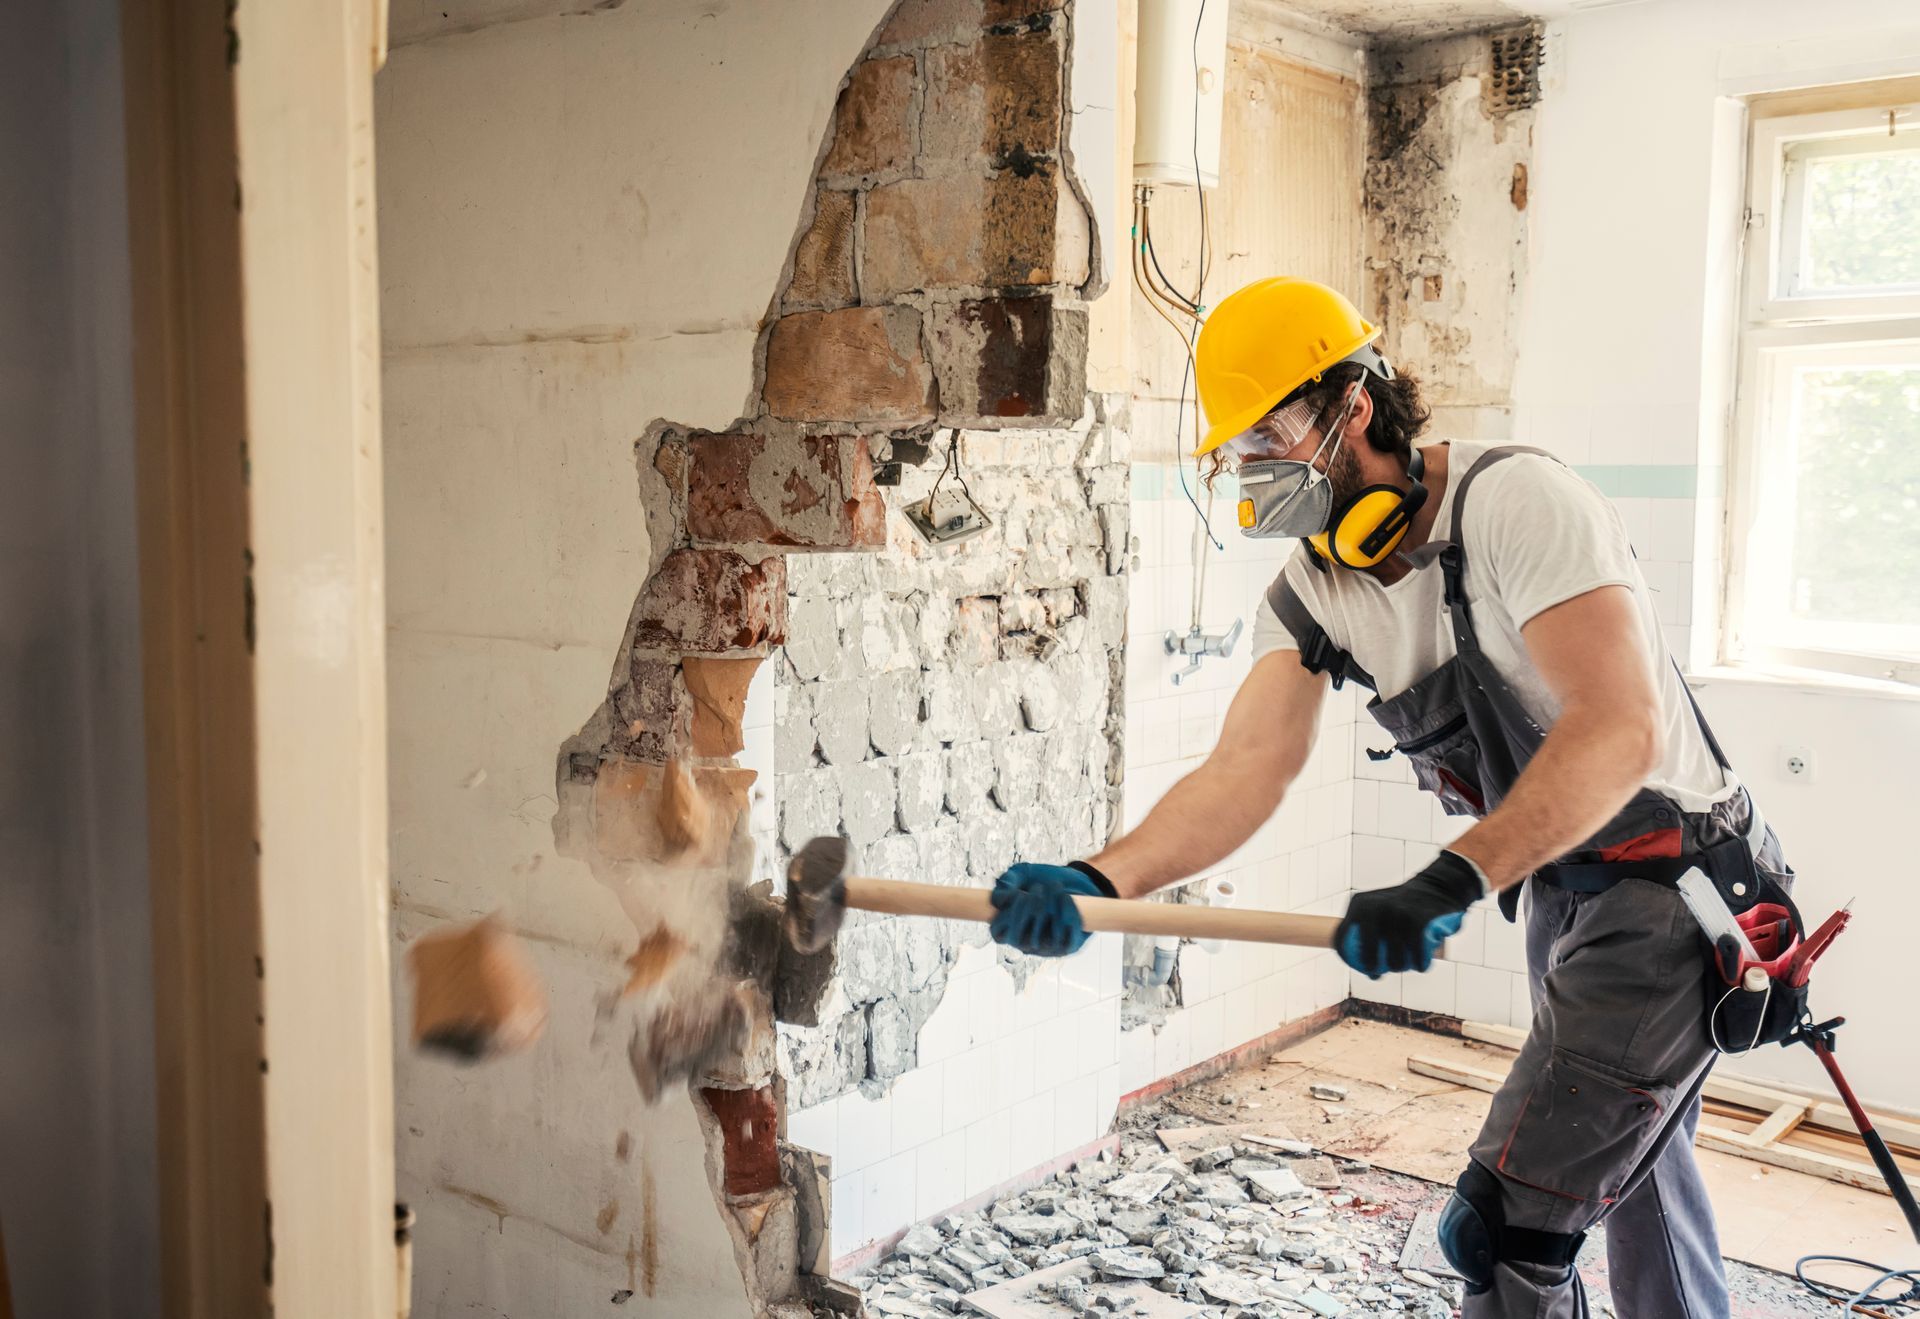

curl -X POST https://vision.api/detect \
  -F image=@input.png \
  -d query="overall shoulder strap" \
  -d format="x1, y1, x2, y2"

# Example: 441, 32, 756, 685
1265, 574, 1377, 693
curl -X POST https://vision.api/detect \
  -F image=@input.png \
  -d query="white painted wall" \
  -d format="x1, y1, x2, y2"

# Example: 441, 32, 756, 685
1352, 0, 1920, 1110
377, 4, 890, 1314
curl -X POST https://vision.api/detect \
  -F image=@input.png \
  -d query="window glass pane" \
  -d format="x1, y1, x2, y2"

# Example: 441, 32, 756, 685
1779, 363, 1920, 645
1791, 138, 1920, 294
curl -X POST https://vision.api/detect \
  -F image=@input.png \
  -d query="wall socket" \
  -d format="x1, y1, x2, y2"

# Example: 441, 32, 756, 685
1782, 746, 1815, 782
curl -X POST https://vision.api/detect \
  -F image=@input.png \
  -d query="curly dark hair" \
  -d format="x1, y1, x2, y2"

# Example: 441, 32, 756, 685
1291, 361, 1432, 460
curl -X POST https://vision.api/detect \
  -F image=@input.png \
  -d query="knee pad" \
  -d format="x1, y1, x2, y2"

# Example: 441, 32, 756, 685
1440, 1162, 1587, 1296
1438, 1180, 1498, 1295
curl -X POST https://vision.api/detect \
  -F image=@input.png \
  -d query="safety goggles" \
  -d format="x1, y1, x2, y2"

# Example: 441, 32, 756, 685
1225, 396, 1324, 463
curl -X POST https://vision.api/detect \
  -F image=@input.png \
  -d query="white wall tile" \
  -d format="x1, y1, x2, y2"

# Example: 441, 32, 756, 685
830, 1172, 867, 1259
1053, 1074, 1100, 1153
1032, 1011, 1079, 1095
1352, 834, 1404, 891
1448, 907, 1488, 967
1648, 498, 1697, 563
1483, 909, 1528, 974
889, 1064, 946, 1155
916, 987, 972, 1065
1188, 995, 1225, 1065
1402, 961, 1456, 1015
1117, 1019, 1158, 1092
992, 1028, 1038, 1112
1350, 969, 1402, 1007
1095, 1063, 1122, 1131
1352, 780, 1380, 835
863, 1150, 917, 1243
835, 1090, 893, 1176
943, 1046, 995, 1134
1455, 963, 1511, 1028
914, 1131, 967, 1224
1379, 782, 1432, 842
1007, 1092, 1058, 1176
786, 1097, 838, 1157
963, 1110, 1012, 1199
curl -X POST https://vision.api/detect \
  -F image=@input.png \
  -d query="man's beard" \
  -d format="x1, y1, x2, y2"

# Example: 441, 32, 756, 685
1324, 441, 1370, 513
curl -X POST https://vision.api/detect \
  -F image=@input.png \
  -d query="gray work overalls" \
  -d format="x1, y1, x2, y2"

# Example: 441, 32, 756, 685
1268, 446, 1793, 1319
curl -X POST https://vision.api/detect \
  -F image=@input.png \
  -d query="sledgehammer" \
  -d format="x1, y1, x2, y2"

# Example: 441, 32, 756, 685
784, 835, 1342, 954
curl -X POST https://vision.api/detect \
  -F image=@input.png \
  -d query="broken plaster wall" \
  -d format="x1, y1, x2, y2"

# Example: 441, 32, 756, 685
1365, 26, 1538, 440
384, 0, 1102, 1313
377, 4, 895, 1317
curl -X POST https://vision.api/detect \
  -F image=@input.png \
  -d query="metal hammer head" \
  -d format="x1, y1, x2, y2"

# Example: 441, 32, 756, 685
785, 835, 850, 954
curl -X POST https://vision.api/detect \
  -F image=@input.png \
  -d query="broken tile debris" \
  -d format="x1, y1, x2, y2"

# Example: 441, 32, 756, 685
858, 1116, 1460, 1319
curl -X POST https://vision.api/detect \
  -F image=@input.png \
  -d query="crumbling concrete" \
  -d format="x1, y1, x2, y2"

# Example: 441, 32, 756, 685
1365, 26, 1538, 439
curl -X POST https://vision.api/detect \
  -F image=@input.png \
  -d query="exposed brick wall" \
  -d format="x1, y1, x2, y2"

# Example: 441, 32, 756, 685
546, 0, 1099, 1308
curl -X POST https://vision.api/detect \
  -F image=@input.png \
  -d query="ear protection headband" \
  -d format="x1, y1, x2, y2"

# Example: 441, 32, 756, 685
1307, 445, 1428, 569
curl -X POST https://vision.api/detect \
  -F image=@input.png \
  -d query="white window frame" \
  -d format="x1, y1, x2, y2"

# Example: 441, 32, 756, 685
1724, 98, 1920, 686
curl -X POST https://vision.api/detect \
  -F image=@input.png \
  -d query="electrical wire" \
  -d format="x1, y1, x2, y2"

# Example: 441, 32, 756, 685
1795, 1255, 1920, 1317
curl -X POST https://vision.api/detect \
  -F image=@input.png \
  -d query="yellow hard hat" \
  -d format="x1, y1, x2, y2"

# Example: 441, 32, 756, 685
1193, 277, 1383, 458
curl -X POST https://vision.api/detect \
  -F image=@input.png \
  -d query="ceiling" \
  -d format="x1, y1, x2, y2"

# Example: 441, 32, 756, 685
1255, 0, 1658, 43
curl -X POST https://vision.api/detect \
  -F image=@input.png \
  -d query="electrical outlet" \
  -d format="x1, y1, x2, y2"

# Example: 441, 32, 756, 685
1782, 746, 1814, 782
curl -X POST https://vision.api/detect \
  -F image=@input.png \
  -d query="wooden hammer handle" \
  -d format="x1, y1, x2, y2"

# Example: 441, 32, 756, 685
842, 877, 1341, 948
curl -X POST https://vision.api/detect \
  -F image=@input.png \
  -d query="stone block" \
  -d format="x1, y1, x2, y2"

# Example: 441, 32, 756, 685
823, 56, 915, 179
812, 679, 872, 766
779, 768, 843, 853
839, 761, 897, 846
928, 296, 1087, 426
945, 741, 997, 818
861, 165, 1087, 300
682, 656, 761, 758
773, 679, 818, 773
787, 190, 856, 310
764, 307, 937, 426
966, 806, 1018, 880
868, 669, 924, 757
923, 30, 1063, 166
923, 672, 975, 744
917, 823, 972, 890
968, 662, 1022, 738
868, 833, 923, 887
699, 1084, 782, 1198
609, 656, 691, 763
896, 752, 946, 831
633, 549, 787, 654
878, 0, 984, 48
782, 594, 845, 683
687, 433, 886, 551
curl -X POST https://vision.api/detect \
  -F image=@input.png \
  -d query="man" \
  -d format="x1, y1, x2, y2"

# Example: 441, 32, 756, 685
988, 277, 1793, 1318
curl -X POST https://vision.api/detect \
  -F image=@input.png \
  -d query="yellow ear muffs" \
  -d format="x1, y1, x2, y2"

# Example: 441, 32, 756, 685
1306, 449, 1429, 569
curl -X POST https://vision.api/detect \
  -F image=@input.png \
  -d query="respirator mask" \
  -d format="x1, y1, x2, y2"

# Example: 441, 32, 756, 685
1231, 387, 1360, 540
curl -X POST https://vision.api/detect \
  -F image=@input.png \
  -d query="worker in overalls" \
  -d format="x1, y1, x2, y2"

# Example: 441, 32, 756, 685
988, 277, 1793, 1317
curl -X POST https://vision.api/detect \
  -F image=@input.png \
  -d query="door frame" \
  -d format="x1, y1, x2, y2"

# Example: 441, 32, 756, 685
122, 0, 397, 1314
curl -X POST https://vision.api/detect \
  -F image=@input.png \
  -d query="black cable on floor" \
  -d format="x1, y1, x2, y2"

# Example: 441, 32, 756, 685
1795, 1253, 1920, 1316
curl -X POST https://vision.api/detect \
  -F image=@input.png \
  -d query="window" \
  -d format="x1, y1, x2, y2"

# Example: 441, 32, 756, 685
1726, 98, 1920, 684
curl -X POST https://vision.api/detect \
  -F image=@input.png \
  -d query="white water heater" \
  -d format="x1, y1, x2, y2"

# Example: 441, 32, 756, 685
1133, 0, 1230, 189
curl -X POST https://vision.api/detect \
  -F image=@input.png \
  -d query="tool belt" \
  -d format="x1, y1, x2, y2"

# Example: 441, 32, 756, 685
1529, 795, 1813, 1051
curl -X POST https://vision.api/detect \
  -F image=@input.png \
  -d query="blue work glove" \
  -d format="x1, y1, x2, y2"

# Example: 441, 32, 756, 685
989, 861, 1118, 957
1334, 850, 1486, 978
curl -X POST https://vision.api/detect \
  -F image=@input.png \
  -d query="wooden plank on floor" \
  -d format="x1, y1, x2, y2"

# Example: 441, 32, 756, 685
1407, 1055, 1505, 1094
1696, 1125, 1892, 1195
1742, 1100, 1812, 1149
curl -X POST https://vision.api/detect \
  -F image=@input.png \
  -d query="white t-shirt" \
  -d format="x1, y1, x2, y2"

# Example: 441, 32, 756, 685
1249, 440, 1735, 814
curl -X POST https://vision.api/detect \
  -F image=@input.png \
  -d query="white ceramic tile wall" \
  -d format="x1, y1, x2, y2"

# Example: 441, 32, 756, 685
791, 934, 1127, 1261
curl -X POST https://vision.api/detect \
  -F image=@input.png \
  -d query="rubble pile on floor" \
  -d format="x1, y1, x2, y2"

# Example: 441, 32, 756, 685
855, 1126, 1462, 1318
